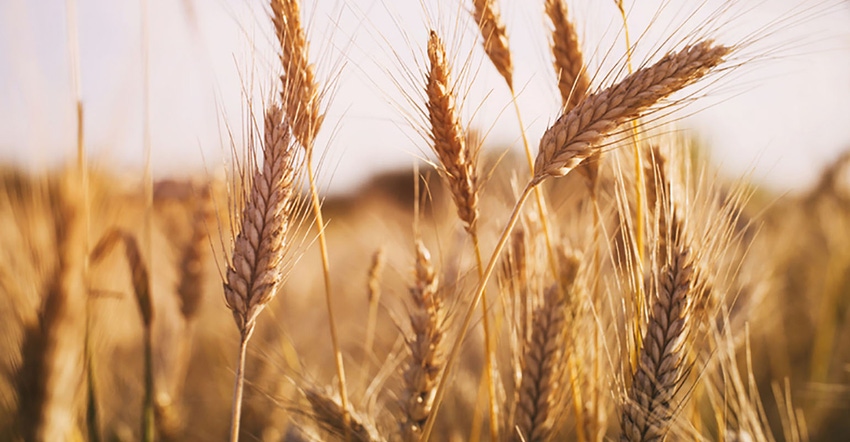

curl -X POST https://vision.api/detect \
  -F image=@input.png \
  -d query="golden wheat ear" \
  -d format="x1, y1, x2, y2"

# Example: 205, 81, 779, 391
223, 104, 302, 440
534, 41, 731, 185
472, 0, 513, 88
400, 240, 445, 441
425, 30, 479, 235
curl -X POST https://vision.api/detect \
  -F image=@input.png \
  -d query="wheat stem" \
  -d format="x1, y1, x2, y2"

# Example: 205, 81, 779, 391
229, 329, 251, 442
420, 183, 535, 441
307, 163, 352, 437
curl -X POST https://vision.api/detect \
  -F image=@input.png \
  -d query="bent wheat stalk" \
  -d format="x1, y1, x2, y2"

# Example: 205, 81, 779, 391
223, 105, 300, 441
421, 39, 731, 441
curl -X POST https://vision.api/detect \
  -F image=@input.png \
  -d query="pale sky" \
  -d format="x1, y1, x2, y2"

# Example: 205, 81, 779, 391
1, 0, 849, 194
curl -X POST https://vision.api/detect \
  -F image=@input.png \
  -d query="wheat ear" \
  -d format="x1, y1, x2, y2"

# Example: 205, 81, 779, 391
533, 40, 730, 184
472, 0, 513, 88
425, 30, 479, 234
425, 29, 501, 440
546, 0, 589, 111
16, 177, 85, 442
223, 104, 299, 441
620, 229, 694, 441
512, 254, 578, 442
270, 0, 323, 149
544, 0, 599, 193
90, 228, 155, 438
270, 1, 350, 426
304, 388, 383, 442
401, 240, 446, 441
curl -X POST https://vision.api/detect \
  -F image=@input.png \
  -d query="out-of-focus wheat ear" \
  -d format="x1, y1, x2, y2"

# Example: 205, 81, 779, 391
620, 243, 694, 441
472, 0, 514, 88
176, 184, 211, 322
223, 104, 300, 441
426, 30, 479, 235
90, 230, 153, 327
304, 388, 384, 442
362, 247, 386, 375
15, 175, 86, 442
401, 240, 445, 441
533, 40, 731, 185
270, 0, 323, 150
511, 250, 579, 442
90, 228, 155, 438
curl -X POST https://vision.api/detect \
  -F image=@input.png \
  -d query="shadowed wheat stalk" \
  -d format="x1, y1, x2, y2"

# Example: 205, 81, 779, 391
15, 176, 85, 442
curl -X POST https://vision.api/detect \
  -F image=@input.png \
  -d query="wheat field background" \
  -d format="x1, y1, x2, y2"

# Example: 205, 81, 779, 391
1, 0, 849, 441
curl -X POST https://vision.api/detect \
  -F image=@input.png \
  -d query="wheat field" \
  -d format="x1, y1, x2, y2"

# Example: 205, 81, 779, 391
1, 0, 849, 441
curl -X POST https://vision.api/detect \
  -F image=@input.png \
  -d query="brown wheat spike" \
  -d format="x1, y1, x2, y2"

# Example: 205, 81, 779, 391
512, 285, 567, 442
400, 240, 445, 441
620, 236, 694, 441
304, 388, 383, 442
15, 175, 85, 441
176, 185, 211, 322
544, 0, 599, 191
545, 0, 589, 112
270, 0, 323, 150
533, 40, 731, 185
472, 0, 513, 88
426, 30, 480, 234
223, 104, 299, 337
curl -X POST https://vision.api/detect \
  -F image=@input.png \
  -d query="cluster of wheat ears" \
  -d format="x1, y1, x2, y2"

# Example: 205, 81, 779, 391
3, 0, 850, 441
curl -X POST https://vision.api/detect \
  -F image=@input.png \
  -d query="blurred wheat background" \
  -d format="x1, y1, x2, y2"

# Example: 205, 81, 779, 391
1, 0, 849, 441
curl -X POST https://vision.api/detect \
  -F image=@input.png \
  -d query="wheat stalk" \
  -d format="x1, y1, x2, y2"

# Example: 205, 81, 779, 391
533, 40, 731, 185
223, 104, 300, 441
